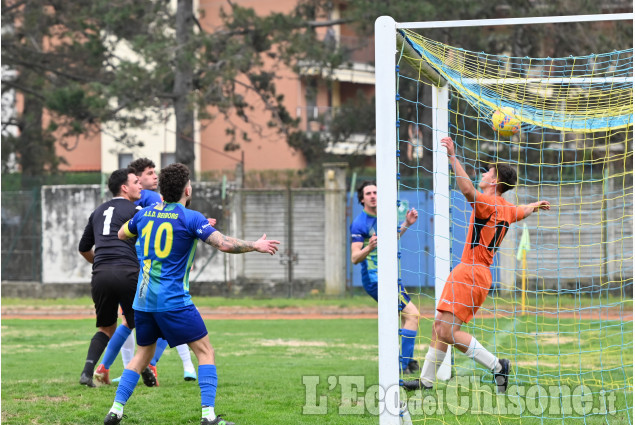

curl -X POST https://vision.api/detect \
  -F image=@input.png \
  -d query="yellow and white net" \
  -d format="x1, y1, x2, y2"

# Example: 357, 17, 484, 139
396, 30, 633, 423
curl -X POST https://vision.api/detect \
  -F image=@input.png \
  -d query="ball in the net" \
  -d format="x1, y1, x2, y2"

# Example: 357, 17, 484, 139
491, 107, 520, 137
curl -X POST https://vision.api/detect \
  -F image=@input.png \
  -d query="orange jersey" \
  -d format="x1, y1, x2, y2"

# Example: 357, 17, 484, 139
460, 192, 525, 267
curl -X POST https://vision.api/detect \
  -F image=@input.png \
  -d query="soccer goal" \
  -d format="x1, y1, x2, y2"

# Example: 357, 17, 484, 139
375, 14, 633, 425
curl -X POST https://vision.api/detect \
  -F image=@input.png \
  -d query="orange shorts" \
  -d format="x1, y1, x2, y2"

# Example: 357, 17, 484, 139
436, 263, 492, 324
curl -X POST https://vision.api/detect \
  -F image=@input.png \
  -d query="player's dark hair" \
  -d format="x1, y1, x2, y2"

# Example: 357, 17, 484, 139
493, 163, 517, 194
128, 158, 155, 176
357, 180, 377, 205
159, 163, 190, 203
108, 167, 136, 197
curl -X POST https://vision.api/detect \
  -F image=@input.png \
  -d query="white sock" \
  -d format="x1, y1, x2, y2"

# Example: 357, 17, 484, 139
419, 346, 446, 386
202, 406, 216, 420
465, 337, 501, 372
110, 401, 124, 417
176, 344, 195, 373
121, 333, 135, 368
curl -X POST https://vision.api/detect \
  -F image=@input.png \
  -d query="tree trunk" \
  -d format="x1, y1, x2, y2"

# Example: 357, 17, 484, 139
18, 0, 49, 187
173, 0, 196, 176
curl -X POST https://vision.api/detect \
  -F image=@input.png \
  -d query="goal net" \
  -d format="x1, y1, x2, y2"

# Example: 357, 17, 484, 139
375, 14, 633, 425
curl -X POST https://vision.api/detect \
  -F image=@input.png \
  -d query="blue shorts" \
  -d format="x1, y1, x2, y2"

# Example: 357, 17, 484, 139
134, 304, 208, 347
363, 280, 411, 311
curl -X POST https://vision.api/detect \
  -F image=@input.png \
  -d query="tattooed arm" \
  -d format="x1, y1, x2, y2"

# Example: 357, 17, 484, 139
205, 232, 280, 255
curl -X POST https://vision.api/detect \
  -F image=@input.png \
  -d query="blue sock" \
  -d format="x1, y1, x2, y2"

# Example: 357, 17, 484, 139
102, 325, 132, 369
114, 369, 140, 405
198, 364, 217, 408
400, 328, 418, 371
151, 338, 169, 366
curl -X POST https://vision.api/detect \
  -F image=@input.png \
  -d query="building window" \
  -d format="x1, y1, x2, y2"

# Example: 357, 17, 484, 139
161, 153, 175, 169
118, 153, 133, 169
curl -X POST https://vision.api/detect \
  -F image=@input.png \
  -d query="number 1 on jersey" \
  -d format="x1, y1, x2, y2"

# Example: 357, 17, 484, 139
102, 206, 114, 235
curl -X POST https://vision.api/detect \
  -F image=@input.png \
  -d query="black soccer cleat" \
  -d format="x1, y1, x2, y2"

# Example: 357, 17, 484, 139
404, 360, 420, 375
494, 358, 511, 393
401, 379, 433, 391
104, 412, 126, 425
141, 366, 157, 387
79, 372, 96, 388
201, 415, 235, 425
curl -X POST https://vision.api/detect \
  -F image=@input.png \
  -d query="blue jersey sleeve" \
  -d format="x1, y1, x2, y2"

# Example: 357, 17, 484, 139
350, 217, 366, 244
136, 190, 163, 208
186, 210, 216, 241
125, 209, 143, 236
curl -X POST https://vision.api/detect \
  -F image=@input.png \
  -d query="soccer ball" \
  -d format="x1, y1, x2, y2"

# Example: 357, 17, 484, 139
491, 107, 521, 137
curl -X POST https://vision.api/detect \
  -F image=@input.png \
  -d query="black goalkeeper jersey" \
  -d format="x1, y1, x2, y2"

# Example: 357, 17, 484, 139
78, 197, 139, 269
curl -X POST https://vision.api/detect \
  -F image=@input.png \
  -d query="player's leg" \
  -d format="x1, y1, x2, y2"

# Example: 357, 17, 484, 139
434, 310, 508, 390
399, 284, 419, 374
144, 338, 168, 387
188, 336, 222, 424
153, 304, 234, 425
112, 314, 136, 384
104, 309, 159, 424
96, 268, 139, 385
105, 344, 156, 424
176, 344, 197, 381
120, 330, 136, 367
81, 269, 118, 387
95, 323, 131, 385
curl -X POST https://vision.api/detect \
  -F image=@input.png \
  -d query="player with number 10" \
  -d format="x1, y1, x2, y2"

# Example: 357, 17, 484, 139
104, 163, 280, 425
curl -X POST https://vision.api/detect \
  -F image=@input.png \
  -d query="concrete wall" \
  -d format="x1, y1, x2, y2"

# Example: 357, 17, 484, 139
39, 183, 333, 296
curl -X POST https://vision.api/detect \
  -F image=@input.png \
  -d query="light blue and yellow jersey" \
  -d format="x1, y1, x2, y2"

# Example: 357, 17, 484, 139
122, 202, 215, 312
350, 210, 378, 287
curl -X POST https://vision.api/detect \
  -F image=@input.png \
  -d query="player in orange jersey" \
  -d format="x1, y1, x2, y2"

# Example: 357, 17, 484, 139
403, 136, 550, 394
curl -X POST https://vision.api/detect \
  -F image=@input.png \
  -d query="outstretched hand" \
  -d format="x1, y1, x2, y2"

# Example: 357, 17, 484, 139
532, 200, 551, 211
440, 137, 455, 157
254, 234, 281, 255
405, 208, 418, 226
207, 218, 217, 227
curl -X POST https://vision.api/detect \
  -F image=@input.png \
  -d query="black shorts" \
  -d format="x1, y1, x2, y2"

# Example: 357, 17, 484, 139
91, 265, 138, 329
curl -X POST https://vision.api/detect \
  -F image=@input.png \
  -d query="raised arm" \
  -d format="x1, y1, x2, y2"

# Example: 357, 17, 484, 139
518, 200, 551, 220
398, 208, 418, 238
440, 137, 477, 204
206, 231, 280, 255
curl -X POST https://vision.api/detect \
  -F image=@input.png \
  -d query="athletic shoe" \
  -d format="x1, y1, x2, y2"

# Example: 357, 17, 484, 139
201, 415, 235, 425
111, 376, 121, 383
79, 372, 96, 388
494, 358, 510, 393
184, 370, 197, 381
148, 364, 159, 386
401, 379, 433, 391
404, 360, 420, 375
104, 412, 126, 425
94, 364, 111, 385
141, 366, 158, 387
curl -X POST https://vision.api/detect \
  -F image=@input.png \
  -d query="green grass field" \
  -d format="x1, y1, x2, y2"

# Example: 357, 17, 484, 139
1, 296, 632, 424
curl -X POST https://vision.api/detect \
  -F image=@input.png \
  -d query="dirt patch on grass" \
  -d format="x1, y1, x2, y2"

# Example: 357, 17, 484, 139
1, 305, 630, 321
14, 395, 70, 403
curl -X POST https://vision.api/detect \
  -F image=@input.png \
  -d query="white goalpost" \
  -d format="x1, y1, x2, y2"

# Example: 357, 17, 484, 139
375, 13, 633, 425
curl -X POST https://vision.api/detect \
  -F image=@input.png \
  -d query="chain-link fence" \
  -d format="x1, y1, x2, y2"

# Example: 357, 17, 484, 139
1, 189, 41, 281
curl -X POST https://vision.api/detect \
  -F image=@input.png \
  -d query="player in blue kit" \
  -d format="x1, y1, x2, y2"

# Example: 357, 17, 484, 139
96, 158, 197, 386
350, 181, 421, 375
104, 163, 280, 425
